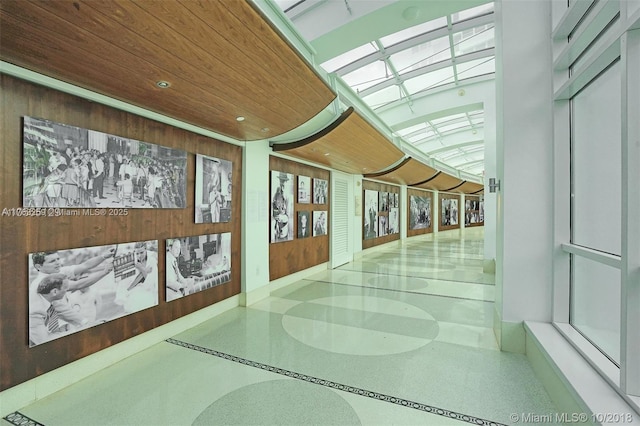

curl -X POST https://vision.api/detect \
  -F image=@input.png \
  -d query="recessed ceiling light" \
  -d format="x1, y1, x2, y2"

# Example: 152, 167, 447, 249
156, 81, 170, 88
324, 153, 330, 156
236, 116, 245, 122
261, 127, 269, 132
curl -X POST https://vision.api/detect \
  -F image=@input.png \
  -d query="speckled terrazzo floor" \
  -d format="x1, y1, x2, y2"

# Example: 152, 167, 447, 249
4, 233, 560, 426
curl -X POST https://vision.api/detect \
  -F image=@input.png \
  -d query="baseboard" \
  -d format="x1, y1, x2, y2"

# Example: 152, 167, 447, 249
493, 308, 526, 354
0, 295, 240, 417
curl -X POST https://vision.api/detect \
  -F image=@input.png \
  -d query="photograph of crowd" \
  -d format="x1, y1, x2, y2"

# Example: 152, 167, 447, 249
271, 171, 295, 243
409, 195, 431, 230
297, 175, 311, 204
313, 178, 328, 204
28, 240, 159, 347
195, 154, 232, 223
313, 211, 328, 236
23, 116, 187, 209
364, 189, 379, 239
441, 198, 459, 226
165, 233, 231, 302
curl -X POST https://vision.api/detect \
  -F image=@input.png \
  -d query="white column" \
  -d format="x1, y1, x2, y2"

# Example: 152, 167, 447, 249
241, 141, 271, 304
483, 91, 497, 272
494, 0, 554, 352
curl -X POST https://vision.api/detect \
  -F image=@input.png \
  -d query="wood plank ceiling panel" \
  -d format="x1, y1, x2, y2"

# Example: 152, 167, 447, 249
413, 173, 464, 192
274, 110, 405, 175
0, 0, 335, 141
453, 181, 484, 194
365, 158, 438, 186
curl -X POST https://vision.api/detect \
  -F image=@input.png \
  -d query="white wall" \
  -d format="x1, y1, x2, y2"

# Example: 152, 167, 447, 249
494, 0, 555, 350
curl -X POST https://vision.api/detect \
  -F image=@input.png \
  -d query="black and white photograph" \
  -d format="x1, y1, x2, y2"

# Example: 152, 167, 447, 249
410, 195, 431, 230
378, 215, 388, 237
441, 197, 459, 226
297, 211, 311, 238
364, 189, 379, 239
313, 210, 328, 236
271, 170, 295, 243
465, 198, 482, 225
389, 207, 399, 234
313, 178, 328, 204
28, 240, 159, 347
22, 116, 187, 209
379, 191, 388, 212
195, 154, 232, 223
165, 233, 231, 302
393, 192, 399, 209
297, 175, 311, 204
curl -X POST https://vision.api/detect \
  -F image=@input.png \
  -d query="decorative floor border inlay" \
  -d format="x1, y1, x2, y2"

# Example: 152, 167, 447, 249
166, 338, 507, 426
4, 411, 45, 426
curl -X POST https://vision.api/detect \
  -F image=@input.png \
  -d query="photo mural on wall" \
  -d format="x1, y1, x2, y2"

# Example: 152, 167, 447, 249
410, 195, 432, 230
22, 116, 187, 209
165, 233, 231, 302
28, 240, 159, 347
465, 198, 484, 225
364, 189, 379, 239
195, 154, 233, 223
270, 171, 295, 243
389, 207, 399, 234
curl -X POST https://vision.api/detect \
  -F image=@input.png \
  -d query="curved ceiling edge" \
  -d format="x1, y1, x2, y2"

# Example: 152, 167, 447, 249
408, 171, 441, 187
443, 181, 467, 192
271, 107, 354, 151
362, 156, 411, 178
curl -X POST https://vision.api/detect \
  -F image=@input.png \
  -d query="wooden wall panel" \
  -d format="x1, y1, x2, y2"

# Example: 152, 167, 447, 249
269, 156, 330, 281
0, 74, 242, 391
362, 180, 400, 250
407, 188, 434, 238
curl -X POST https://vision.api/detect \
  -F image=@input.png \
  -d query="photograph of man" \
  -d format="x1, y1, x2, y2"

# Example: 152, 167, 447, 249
450, 199, 459, 226
271, 171, 294, 243
389, 208, 399, 234
195, 154, 232, 223
166, 233, 231, 300
313, 211, 327, 236
297, 175, 311, 204
297, 211, 310, 238
165, 238, 195, 302
378, 215, 388, 236
364, 189, 378, 239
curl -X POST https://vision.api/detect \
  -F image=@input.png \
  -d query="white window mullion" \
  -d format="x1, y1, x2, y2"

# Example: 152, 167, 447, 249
620, 28, 640, 398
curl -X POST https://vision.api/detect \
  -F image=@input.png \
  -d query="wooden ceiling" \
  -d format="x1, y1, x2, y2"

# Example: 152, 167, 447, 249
364, 158, 438, 186
0, 0, 335, 141
272, 107, 405, 175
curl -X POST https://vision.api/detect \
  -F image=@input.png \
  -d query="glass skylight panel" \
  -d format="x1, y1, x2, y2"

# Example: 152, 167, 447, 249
406, 128, 437, 143
436, 121, 472, 134
379, 17, 448, 47
456, 57, 495, 80
396, 123, 426, 136
362, 84, 402, 109
430, 113, 467, 125
391, 36, 451, 74
451, 3, 494, 23
453, 25, 495, 56
320, 42, 378, 73
403, 67, 455, 94
341, 60, 389, 92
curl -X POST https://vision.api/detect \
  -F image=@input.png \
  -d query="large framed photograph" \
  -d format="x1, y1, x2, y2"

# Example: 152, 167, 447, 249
166, 233, 231, 302
441, 197, 459, 226
378, 215, 388, 236
28, 240, 159, 347
195, 154, 233, 223
379, 191, 388, 212
410, 195, 431, 230
313, 178, 328, 204
297, 211, 311, 238
23, 116, 187, 209
312, 210, 328, 236
271, 170, 295, 243
364, 189, 378, 239
297, 175, 311, 204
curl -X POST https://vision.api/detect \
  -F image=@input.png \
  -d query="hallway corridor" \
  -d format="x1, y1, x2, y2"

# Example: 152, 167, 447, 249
5, 232, 559, 426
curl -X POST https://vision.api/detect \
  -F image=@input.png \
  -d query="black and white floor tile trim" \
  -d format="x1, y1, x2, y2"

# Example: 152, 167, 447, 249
166, 338, 508, 426
3, 411, 45, 426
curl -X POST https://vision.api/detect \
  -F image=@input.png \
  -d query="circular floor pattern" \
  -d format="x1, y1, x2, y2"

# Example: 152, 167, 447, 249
192, 379, 361, 425
282, 295, 439, 356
